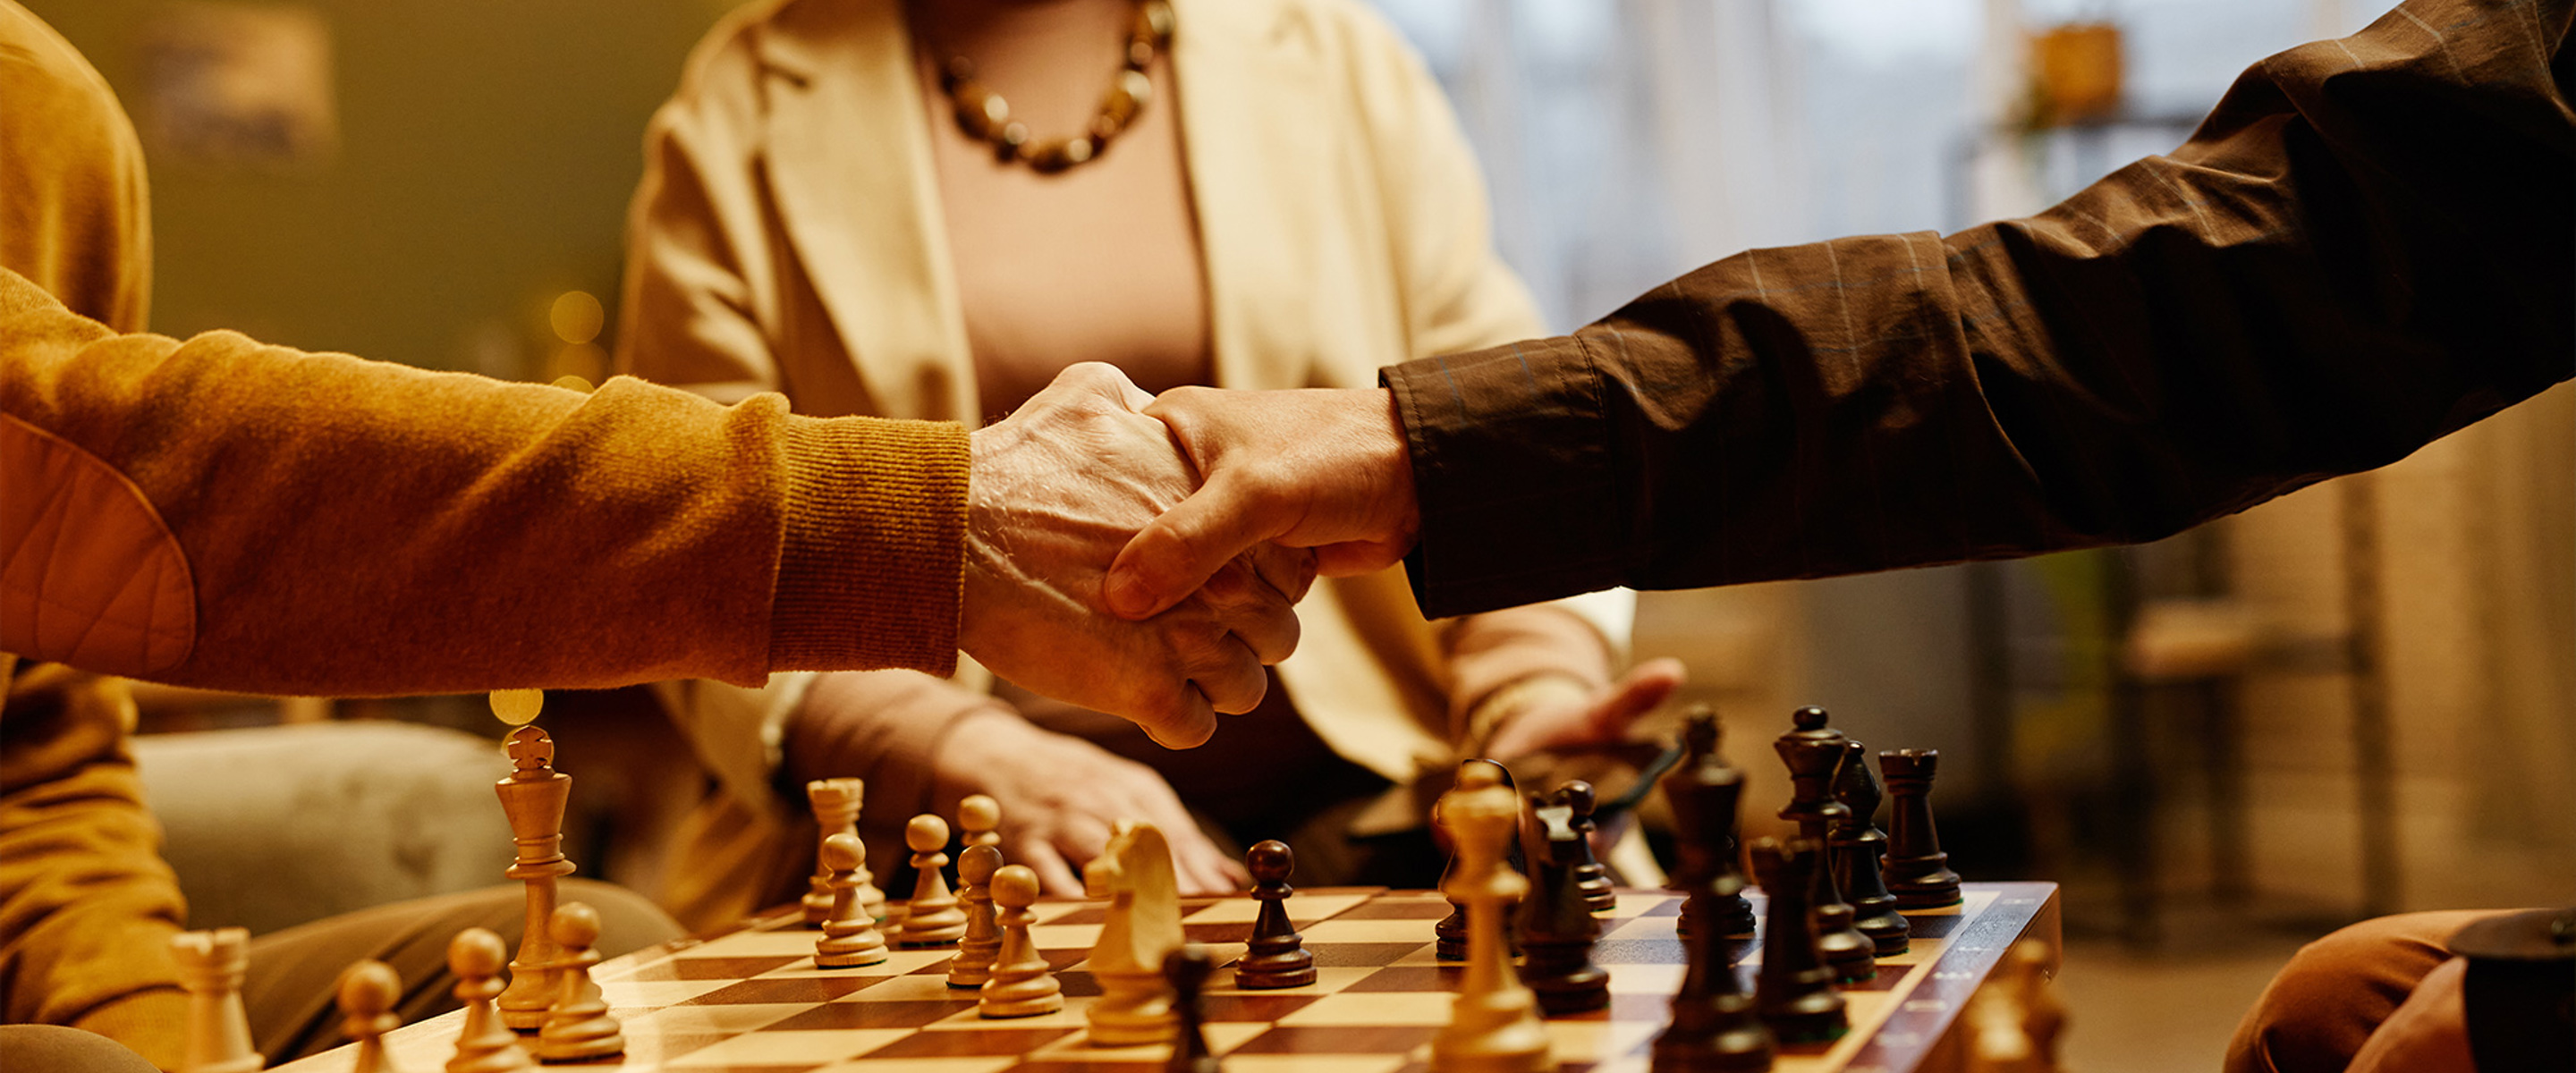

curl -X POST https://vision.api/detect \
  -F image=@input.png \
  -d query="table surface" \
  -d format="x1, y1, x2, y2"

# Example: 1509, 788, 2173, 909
273, 881, 2061, 1073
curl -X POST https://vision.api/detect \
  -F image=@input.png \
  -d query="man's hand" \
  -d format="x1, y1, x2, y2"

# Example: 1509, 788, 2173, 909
1105, 387, 1419, 621
961, 365, 1312, 748
1480, 658, 1687, 763
933, 709, 1248, 897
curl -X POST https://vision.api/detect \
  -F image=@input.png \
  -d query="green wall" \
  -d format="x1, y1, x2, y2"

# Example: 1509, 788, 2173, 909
27, 0, 737, 373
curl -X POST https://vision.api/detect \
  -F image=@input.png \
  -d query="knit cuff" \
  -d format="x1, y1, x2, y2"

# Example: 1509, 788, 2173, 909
769, 417, 970, 675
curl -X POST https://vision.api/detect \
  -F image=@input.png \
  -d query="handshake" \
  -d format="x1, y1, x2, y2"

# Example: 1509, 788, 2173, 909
956, 363, 1421, 748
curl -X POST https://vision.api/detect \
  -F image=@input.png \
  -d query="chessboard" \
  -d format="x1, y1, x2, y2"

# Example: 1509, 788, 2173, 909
271, 882, 2059, 1073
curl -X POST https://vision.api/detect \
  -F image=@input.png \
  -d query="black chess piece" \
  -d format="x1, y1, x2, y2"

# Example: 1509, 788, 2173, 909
1878, 749, 1963, 909
1773, 708, 1873, 984
1164, 945, 1221, 1073
1665, 707, 1755, 939
1516, 796, 1609, 1015
1437, 759, 1522, 961
1652, 739, 1774, 1072
1234, 841, 1316, 989
1748, 839, 1847, 1045
1830, 740, 1910, 956
1555, 781, 1618, 915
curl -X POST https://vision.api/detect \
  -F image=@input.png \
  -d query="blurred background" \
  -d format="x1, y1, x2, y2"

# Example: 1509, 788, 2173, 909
29, 0, 2572, 1068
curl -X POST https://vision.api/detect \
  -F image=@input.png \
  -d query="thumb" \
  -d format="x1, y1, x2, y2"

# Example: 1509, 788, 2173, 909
1106, 471, 1283, 620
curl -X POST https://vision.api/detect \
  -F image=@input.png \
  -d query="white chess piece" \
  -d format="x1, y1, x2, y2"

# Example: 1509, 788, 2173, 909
446, 928, 536, 1072
336, 960, 406, 1073
1428, 765, 1552, 1073
1083, 820, 1186, 1044
805, 778, 884, 925
172, 928, 261, 1073
894, 815, 967, 946
534, 903, 624, 1061
817, 832, 891, 967
979, 865, 1063, 1018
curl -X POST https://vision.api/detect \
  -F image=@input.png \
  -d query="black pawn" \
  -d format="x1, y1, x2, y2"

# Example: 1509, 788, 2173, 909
1235, 841, 1315, 989
1516, 796, 1609, 1015
1653, 745, 1774, 1072
1436, 759, 1521, 961
1830, 740, 1909, 956
1164, 945, 1220, 1073
1556, 781, 1618, 915
1665, 707, 1755, 939
1773, 708, 1873, 984
1748, 838, 1847, 1045
1879, 749, 1963, 909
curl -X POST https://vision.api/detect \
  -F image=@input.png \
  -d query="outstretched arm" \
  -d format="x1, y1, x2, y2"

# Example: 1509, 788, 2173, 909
1110, 0, 2573, 620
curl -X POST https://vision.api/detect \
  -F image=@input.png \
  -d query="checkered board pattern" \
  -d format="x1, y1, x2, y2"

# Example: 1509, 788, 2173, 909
274, 882, 2058, 1073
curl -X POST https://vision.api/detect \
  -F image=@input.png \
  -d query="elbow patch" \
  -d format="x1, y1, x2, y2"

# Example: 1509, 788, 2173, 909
0, 414, 194, 677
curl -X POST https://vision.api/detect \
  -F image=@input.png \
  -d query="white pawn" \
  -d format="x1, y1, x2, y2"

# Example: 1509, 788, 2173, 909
172, 927, 261, 1073
534, 903, 624, 1061
960, 794, 1003, 850
1428, 764, 1551, 1073
336, 960, 405, 1073
947, 843, 1004, 988
979, 865, 1063, 1018
446, 928, 536, 1073
894, 815, 967, 947
817, 832, 891, 967
804, 778, 884, 925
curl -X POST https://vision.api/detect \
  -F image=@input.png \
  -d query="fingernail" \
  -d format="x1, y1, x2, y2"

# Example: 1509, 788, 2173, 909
1105, 570, 1145, 618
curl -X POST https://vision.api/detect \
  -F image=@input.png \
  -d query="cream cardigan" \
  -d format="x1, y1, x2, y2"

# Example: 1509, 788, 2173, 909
614, 0, 1631, 921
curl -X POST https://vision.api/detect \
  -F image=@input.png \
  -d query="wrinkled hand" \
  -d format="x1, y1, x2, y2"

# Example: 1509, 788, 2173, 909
1481, 658, 1688, 763
961, 364, 1315, 747
1105, 387, 1417, 621
932, 709, 1249, 897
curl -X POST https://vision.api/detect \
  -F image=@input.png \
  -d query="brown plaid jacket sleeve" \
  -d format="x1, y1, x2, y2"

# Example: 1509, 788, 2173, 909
1385, 0, 2574, 618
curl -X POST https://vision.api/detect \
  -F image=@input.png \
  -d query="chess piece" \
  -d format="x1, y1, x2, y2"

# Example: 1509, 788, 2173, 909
1235, 841, 1316, 989
1556, 781, 1618, 915
1773, 708, 1873, 984
1829, 740, 1910, 956
817, 832, 891, 967
1653, 729, 1773, 1072
1516, 796, 1609, 1015
1665, 707, 1755, 939
1165, 946, 1223, 1073
172, 928, 261, 1073
979, 864, 1064, 1018
1437, 759, 1521, 961
1879, 749, 1964, 909
494, 726, 576, 1031
805, 778, 885, 925
337, 960, 405, 1073
948, 843, 1005, 987
960, 793, 1003, 849
1962, 942, 2062, 1073
447, 928, 537, 1073
1748, 839, 1847, 1045
895, 814, 969, 947
534, 903, 624, 1061
1428, 763, 1552, 1073
1085, 819, 1187, 1043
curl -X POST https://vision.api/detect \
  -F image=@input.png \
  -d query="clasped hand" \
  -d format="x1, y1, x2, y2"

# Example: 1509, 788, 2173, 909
958, 364, 1316, 748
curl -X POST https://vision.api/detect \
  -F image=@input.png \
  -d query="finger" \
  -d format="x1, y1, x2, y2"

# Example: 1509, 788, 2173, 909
1175, 629, 1269, 716
1140, 793, 1236, 894
1106, 469, 1284, 620
1135, 683, 1217, 748
1195, 561, 1301, 663
1312, 537, 1414, 579
1250, 544, 1318, 604
1585, 657, 1688, 737
1018, 839, 1085, 898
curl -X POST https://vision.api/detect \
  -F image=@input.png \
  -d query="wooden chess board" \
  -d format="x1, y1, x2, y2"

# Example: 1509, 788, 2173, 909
272, 883, 2059, 1073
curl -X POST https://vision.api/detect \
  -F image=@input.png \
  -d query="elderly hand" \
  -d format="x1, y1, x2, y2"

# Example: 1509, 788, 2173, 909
931, 709, 1249, 897
1105, 386, 1418, 621
959, 364, 1313, 748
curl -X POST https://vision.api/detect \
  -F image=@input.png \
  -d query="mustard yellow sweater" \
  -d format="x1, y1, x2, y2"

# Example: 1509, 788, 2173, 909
1, 4, 970, 1063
